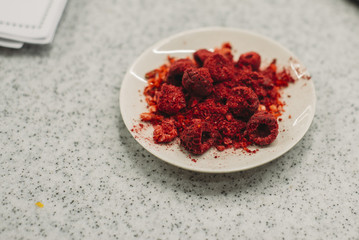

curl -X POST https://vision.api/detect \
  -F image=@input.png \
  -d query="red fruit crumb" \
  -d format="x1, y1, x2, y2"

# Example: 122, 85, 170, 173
145, 70, 157, 79
216, 145, 226, 151
157, 84, 186, 115
153, 119, 178, 143
214, 42, 234, 61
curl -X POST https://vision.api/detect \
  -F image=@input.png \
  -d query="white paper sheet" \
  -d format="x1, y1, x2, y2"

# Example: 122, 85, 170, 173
0, 0, 51, 26
0, 38, 23, 49
0, 0, 67, 46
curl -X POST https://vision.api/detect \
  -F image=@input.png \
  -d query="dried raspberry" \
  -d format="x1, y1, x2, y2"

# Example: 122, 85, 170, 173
153, 119, 178, 143
180, 120, 216, 155
251, 76, 275, 102
182, 68, 213, 97
157, 84, 186, 115
193, 49, 213, 67
231, 70, 275, 102
203, 54, 234, 82
227, 86, 259, 119
166, 59, 195, 86
238, 51, 261, 71
245, 111, 278, 146
237, 70, 263, 87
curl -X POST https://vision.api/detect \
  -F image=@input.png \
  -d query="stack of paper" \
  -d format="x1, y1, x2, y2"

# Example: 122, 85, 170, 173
0, 0, 68, 49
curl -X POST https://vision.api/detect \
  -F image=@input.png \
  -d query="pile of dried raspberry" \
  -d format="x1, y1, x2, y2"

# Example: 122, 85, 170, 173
141, 43, 294, 155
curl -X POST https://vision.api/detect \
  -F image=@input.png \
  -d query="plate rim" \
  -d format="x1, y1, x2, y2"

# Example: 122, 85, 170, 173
119, 27, 316, 173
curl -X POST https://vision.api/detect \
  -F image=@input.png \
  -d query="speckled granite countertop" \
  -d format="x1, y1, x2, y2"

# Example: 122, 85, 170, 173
1, 0, 358, 239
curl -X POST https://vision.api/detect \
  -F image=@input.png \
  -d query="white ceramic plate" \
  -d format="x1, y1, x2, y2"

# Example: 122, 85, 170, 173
120, 27, 316, 173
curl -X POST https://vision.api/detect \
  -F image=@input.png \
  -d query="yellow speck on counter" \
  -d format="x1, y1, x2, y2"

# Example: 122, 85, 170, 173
35, 202, 44, 208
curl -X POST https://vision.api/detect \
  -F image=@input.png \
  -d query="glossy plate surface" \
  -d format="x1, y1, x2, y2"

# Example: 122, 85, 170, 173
120, 27, 316, 173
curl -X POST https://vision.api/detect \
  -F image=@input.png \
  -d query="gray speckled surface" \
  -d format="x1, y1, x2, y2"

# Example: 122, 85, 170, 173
1, 0, 358, 239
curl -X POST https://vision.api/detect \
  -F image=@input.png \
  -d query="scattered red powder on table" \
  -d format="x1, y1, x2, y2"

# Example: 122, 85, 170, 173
140, 43, 295, 155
